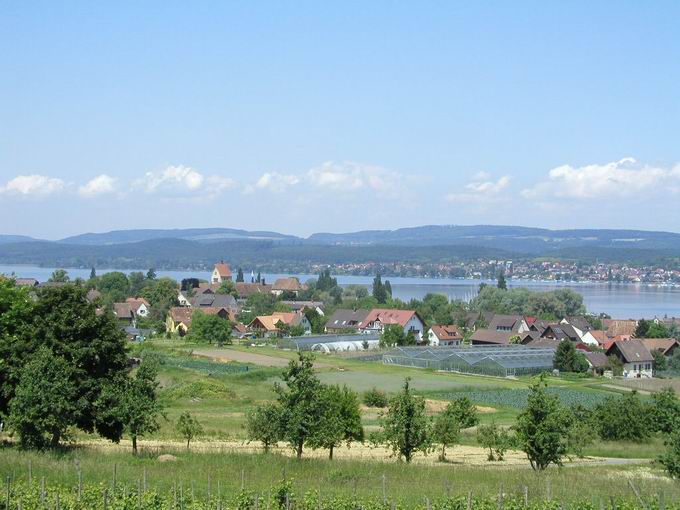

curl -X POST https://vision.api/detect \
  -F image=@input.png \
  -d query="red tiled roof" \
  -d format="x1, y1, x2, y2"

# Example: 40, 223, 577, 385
430, 325, 463, 340
214, 263, 232, 278
358, 309, 421, 329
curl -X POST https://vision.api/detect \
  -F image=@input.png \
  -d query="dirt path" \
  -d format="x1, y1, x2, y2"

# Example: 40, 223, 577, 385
80, 439, 650, 467
192, 347, 331, 368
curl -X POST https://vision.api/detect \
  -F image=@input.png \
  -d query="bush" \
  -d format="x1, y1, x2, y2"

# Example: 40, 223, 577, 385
363, 387, 389, 408
594, 392, 652, 442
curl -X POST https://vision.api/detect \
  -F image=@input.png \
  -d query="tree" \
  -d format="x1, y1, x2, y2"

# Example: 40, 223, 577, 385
128, 272, 149, 297
446, 397, 479, 429
275, 352, 323, 459
647, 322, 669, 338
9, 348, 78, 449
216, 279, 238, 296
146, 268, 157, 280
477, 421, 510, 461
384, 280, 393, 298
363, 388, 389, 408
176, 412, 203, 450
309, 385, 364, 459
380, 324, 405, 347
102, 358, 164, 454
514, 376, 572, 470
256, 271, 262, 284
594, 392, 651, 442
316, 269, 338, 292
660, 428, 680, 479
497, 270, 507, 290
432, 404, 461, 461
650, 388, 680, 434
5, 285, 129, 442
236, 268, 245, 283
553, 341, 589, 373
635, 319, 651, 338
187, 311, 232, 345
90, 267, 97, 280
48, 269, 69, 283
142, 277, 178, 322
605, 354, 624, 376
653, 350, 669, 372
378, 378, 431, 462
246, 403, 283, 453
98, 271, 129, 304
372, 273, 388, 304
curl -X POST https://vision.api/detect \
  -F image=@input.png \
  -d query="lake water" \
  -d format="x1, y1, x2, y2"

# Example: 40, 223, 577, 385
2, 264, 679, 319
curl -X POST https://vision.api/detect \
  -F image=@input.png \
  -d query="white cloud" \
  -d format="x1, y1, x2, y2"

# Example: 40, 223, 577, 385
253, 172, 300, 193
307, 161, 404, 195
78, 174, 117, 197
0, 174, 65, 196
522, 157, 680, 199
206, 175, 238, 192
134, 165, 205, 193
446, 174, 510, 202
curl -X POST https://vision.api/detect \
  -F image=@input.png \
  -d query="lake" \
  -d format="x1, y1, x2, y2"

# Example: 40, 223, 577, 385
2, 264, 679, 319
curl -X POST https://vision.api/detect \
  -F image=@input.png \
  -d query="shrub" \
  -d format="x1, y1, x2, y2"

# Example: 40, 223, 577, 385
363, 387, 389, 408
594, 392, 652, 442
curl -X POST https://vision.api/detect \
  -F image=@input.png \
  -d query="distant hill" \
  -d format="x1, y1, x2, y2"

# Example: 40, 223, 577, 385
0, 234, 39, 244
309, 225, 680, 253
59, 228, 300, 245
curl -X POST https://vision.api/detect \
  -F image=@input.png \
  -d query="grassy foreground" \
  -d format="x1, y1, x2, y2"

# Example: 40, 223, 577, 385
0, 447, 676, 506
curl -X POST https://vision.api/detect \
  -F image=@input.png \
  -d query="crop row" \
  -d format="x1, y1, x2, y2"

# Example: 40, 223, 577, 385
434, 388, 613, 409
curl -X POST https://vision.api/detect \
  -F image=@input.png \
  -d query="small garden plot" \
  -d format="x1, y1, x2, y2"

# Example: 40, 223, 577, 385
159, 353, 253, 375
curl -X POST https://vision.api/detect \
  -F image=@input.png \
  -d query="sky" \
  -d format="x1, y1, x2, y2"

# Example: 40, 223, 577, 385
1, 1, 680, 239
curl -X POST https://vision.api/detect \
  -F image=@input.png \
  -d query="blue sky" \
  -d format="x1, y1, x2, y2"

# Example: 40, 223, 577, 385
1, 1, 679, 239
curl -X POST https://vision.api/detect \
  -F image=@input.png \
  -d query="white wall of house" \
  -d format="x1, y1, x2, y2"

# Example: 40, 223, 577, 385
211, 268, 222, 284
177, 292, 191, 306
404, 316, 425, 342
136, 304, 149, 317
427, 329, 461, 347
622, 361, 653, 379
579, 331, 599, 346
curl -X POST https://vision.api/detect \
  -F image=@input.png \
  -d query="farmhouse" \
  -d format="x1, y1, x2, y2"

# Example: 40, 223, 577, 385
605, 339, 654, 378
325, 309, 371, 333
271, 277, 305, 297
428, 325, 464, 346
125, 297, 150, 317
165, 306, 231, 335
357, 309, 426, 342
211, 261, 232, 284
639, 338, 679, 358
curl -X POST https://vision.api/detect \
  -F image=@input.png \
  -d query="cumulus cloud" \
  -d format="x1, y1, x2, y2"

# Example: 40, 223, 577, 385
134, 165, 205, 193
0, 174, 65, 196
446, 173, 510, 202
252, 172, 300, 193
307, 161, 404, 195
78, 174, 117, 197
522, 157, 680, 199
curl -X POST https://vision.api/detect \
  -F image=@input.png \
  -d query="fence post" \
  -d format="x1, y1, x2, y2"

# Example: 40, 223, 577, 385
78, 469, 82, 501
627, 480, 649, 510
137, 479, 142, 510
28, 461, 32, 486
103, 488, 108, 510
382, 474, 386, 504
659, 491, 665, 510
143, 467, 147, 493
56, 491, 60, 510
498, 482, 503, 510
40, 477, 45, 504
112, 463, 117, 492
5, 476, 10, 510
467, 491, 472, 510
523, 486, 528, 508
546, 480, 551, 501
208, 474, 212, 502
242, 469, 245, 490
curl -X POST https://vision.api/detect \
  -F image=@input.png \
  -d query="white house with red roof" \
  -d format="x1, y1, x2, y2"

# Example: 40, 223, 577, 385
358, 308, 426, 342
211, 261, 232, 284
428, 325, 464, 346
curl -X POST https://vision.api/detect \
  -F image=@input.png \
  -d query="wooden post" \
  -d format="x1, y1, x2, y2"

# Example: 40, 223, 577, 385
5, 476, 10, 510
426, 497, 431, 510
610, 496, 617, 510
56, 491, 60, 510
546, 480, 552, 501
112, 463, 117, 492
523, 486, 528, 508
173, 482, 177, 510
498, 482, 504, 510
627, 480, 649, 510
40, 477, 45, 504
659, 491, 665, 510
78, 469, 82, 501
143, 467, 147, 493
137, 479, 142, 510
208, 474, 212, 502
256, 493, 260, 510
28, 461, 32, 486
286, 493, 290, 510
103, 489, 108, 510
467, 491, 472, 510
242, 469, 245, 490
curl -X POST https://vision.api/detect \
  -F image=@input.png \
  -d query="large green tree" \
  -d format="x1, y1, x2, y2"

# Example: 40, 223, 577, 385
9, 348, 79, 449
308, 385, 364, 459
378, 378, 431, 463
275, 352, 324, 459
553, 341, 589, 373
187, 311, 232, 345
514, 376, 573, 470
246, 403, 283, 453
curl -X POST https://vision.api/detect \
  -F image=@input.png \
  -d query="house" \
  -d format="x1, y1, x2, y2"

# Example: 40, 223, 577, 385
14, 277, 39, 287
248, 315, 283, 337
603, 319, 638, 338
125, 297, 150, 317
165, 306, 231, 335
272, 311, 312, 333
428, 325, 464, 346
113, 302, 135, 326
470, 328, 516, 345
231, 322, 249, 339
488, 315, 530, 334
639, 338, 680, 358
560, 317, 600, 346
583, 351, 609, 376
235, 282, 272, 299
271, 277, 306, 297
605, 339, 654, 378
358, 309, 426, 342
540, 324, 581, 343
86, 289, 102, 302
211, 261, 232, 284
325, 309, 371, 333
463, 311, 494, 331
281, 300, 324, 316
190, 293, 238, 314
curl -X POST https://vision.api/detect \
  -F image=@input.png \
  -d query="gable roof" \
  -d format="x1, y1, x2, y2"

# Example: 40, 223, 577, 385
168, 306, 231, 326
125, 297, 149, 313
584, 351, 609, 368
639, 338, 679, 356
541, 324, 580, 342
272, 277, 305, 292
191, 293, 237, 310
488, 314, 524, 332
470, 328, 514, 345
113, 302, 134, 319
214, 262, 232, 278
606, 339, 653, 363
562, 316, 591, 332
86, 289, 102, 302
249, 315, 281, 332
14, 278, 39, 287
326, 308, 371, 329
358, 309, 423, 329
429, 325, 463, 341
235, 282, 272, 297
603, 319, 638, 337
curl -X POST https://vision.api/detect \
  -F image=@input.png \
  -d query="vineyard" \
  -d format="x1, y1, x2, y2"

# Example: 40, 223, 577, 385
0, 480, 675, 510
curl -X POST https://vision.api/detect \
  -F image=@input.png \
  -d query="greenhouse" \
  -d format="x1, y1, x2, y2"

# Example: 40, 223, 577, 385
278, 333, 380, 351
382, 345, 555, 377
